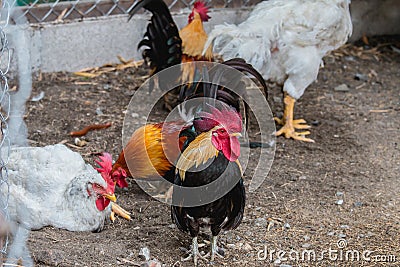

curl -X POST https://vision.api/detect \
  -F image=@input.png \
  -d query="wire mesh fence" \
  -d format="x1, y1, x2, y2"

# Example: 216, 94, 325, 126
13, 0, 261, 24
0, 0, 13, 260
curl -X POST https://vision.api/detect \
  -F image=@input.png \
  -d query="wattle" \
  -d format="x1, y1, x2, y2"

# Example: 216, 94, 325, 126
113, 169, 129, 188
222, 137, 240, 162
95, 197, 110, 211
116, 178, 129, 188
230, 137, 241, 161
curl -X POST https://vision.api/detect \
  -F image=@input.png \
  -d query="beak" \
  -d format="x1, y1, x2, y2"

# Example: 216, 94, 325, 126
103, 193, 117, 202
230, 132, 242, 137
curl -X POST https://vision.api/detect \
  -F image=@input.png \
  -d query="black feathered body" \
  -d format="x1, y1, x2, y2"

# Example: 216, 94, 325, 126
171, 131, 245, 238
130, 0, 182, 76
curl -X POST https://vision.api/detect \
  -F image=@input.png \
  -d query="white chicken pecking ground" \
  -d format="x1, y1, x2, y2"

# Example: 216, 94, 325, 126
0, 144, 117, 266
204, 0, 353, 142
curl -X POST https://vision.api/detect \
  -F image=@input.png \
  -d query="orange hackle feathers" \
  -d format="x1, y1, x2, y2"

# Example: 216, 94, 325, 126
175, 130, 217, 181
179, 1, 213, 85
180, 13, 213, 61
111, 122, 189, 183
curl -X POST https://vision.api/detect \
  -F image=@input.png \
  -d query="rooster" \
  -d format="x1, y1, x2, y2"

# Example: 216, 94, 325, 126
171, 104, 245, 266
117, 3, 269, 188
205, 0, 353, 142
129, 0, 213, 110
110, 59, 268, 187
108, 60, 265, 220
1, 144, 116, 266
117, 0, 267, 222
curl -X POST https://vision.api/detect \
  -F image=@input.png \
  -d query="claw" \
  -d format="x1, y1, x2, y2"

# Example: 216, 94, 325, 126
182, 237, 207, 267
111, 203, 131, 221
275, 94, 315, 142
273, 117, 283, 125
209, 236, 224, 262
275, 126, 314, 142
110, 211, 116, 222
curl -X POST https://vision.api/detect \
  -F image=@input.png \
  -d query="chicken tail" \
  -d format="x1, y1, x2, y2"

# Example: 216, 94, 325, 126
128, 0, 172, 21
222, 58, 268, 99
221, 58, 269, 130
179, 58, 269, 130
129, 0, 182, 82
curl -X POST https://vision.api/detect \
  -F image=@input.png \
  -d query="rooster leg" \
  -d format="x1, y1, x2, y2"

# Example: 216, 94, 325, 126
274, 94, 314, 142
182, 237, 207, 267
208, 235, 224, 261
111, 203, 131, 221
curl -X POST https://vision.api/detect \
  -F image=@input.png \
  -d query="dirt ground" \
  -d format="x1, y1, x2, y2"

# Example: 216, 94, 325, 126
18, 36, 400, 266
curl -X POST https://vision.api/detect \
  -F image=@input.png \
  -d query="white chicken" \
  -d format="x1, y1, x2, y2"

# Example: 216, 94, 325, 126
1, 144, 116, 266
205, 0, 353, 142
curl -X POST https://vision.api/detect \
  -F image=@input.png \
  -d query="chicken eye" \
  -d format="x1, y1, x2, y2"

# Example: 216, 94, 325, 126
219, 129, 226, 133
93, 184, 103, 190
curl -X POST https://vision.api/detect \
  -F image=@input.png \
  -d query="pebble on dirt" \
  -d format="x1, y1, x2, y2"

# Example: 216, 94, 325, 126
139, 247, 151, 261
336, 199, 344, 205
334, 84, 350, 92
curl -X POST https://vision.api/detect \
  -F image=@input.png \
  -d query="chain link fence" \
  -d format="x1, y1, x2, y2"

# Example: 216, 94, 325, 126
0, 0, 13, 261
13, 0, 261, 24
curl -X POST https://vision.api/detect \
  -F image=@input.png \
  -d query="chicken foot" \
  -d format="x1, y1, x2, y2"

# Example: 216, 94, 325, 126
274, 94, 314, 142
182, 236, 207, 267
110, 203, 131, 221
203, 235, 224, 262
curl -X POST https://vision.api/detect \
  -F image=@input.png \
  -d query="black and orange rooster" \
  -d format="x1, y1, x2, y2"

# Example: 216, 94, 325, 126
109, 0, 267, 222
129, 0, 213, 110
109, 61, 261, 187
172, 104, 245, 266
108, 59, 266, 221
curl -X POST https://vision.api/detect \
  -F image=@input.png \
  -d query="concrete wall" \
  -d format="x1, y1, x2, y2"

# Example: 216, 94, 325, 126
350, 0, 400, 41
6, 0, 400, 74
7, 8, 250, 74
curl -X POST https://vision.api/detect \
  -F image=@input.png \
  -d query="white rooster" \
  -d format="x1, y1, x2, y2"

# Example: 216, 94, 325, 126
1, 144, 116, 266
205, 0, 353, 142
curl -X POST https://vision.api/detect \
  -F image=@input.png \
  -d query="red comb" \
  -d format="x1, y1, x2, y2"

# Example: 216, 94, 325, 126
193, 1, 210, 22
95, 153, 115, 191
195, 104, 242, 133
95, 152, 113, 174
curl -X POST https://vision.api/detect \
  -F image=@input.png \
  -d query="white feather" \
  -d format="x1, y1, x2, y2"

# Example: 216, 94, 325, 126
177, 104, 195, 124
205, 0, 352, 99
1, 144, 111, 232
